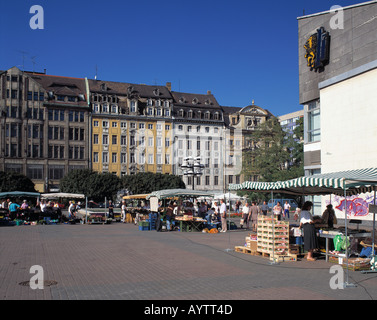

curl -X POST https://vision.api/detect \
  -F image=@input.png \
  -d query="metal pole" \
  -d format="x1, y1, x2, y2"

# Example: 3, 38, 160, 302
269, 191, 279, 265
343, 188, 356, 288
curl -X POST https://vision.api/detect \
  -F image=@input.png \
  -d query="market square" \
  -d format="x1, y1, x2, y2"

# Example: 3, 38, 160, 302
2, 210, 377, 302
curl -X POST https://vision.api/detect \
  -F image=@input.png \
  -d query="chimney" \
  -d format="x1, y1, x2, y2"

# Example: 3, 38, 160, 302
166, 82, 172, 91
207, 90, 211, 95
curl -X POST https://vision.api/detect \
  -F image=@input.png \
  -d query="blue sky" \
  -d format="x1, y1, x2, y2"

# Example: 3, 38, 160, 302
0, 0, 361, 116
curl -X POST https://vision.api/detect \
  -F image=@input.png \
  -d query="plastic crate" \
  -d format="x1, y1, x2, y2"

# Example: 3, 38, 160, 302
138, 226, 149, 231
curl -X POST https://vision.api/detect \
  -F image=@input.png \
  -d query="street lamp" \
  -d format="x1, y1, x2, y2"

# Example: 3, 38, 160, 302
180, 157, 204, 190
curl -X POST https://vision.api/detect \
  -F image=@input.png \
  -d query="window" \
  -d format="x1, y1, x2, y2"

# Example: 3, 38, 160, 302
49, 165, 65, 180
148, 124, 153, 130
103, 135, 108, 145
112, 122, 118, 127
130, 101, 136, 112
112, 135, 117, 145
156, 154, 162, 164
148, 154, 153, 164
121, 136, 127, 145
103, 152, 108, 163
93, 152, 99, 162
121, 153, 127, 163
112, 153, 117, 163
214, 176, 218, 185
102, 121, 109, 128
307, 101, 320, 142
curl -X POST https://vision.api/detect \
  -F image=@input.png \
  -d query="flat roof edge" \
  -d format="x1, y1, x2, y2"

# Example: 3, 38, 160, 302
297, 0, 377, 20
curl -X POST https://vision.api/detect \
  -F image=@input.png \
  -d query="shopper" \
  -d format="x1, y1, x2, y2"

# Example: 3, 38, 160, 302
322, 204, 337, 228
108, 200, 114, 219
300, 201, 319, 261
68, 201, 76, 220
260, 201, 268, 216
241, 202, 250, 229
273, 202, 283, 220
220, 199, 227, 232
283, 201, 291, 220
250, 202, 260, 232
121, 200, 126, 223
9, 201, 20, 220
165, 201, 175, 231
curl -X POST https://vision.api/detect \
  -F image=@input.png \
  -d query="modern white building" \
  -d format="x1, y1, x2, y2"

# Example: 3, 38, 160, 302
298, 1, 377, 217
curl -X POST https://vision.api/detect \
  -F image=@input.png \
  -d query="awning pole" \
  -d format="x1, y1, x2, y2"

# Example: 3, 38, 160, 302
269, 191, 279, 265
343, 187, 356, 288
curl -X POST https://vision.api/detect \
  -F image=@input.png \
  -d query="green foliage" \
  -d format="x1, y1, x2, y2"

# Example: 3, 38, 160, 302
0, 171, 36, 192
242, 116, 304, 182
121, 172, 185, 195
60, 169, 121, 202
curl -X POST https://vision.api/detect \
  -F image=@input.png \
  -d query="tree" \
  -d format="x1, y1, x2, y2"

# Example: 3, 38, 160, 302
60, 169, 121, 202
242, 116, 304, 183
121, 172, 185, 195
0, 171, 36, 192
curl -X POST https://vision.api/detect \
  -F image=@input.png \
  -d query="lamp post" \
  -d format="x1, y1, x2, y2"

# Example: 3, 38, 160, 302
180, 157, 204, 190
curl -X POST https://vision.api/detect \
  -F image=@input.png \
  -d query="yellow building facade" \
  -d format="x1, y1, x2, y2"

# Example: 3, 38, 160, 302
88, 80, 173, 176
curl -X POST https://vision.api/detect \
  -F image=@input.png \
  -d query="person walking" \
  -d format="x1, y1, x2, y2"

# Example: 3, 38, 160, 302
241, 202, 250, 229
220, 199, 227, 233
283, 201, 291, 220
250, 202, 260, 232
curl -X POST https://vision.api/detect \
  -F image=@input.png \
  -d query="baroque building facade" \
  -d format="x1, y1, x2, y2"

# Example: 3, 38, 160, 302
0, 66, 276, 193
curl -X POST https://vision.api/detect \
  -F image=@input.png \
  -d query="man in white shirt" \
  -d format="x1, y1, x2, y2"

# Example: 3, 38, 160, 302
283, 201, 291, 220
220, 199, 227, 232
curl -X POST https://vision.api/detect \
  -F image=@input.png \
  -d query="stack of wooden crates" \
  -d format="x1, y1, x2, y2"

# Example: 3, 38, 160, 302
257, 215, 291, 261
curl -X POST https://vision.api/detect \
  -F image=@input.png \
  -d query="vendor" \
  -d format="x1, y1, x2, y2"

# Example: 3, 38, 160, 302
166, 201, 175, 231
299, 201, 319, 261
322, 204, 337, 228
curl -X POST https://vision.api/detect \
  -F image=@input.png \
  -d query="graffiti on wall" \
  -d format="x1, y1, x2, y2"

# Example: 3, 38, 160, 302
327, 193, 376, 219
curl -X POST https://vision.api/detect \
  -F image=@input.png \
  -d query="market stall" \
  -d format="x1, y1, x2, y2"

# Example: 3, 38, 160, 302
122, 194, 150, 224
42, 192, 86, 224
146, 189, 214, 232
0, 191, 41, 224
230, 167, 377, 285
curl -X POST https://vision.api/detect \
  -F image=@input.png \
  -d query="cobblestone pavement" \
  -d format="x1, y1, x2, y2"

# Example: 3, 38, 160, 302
1, 221, 377, 305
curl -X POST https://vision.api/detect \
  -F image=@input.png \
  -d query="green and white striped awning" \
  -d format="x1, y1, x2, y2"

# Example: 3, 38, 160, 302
229, 168, 377, 196
146, 189, 214, 200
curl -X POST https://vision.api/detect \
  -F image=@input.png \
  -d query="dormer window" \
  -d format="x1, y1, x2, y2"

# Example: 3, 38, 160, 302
147, 98, 153, 106
130, 100, 136, 113
179, 109, 184, 117
188, 110, 193, 118
153, 88, 160, 96
192, 98, 199, 105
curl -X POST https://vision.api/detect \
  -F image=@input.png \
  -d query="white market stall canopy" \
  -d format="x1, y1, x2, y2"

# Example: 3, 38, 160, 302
229, 168, 377, 196
214, 192, 243, 200
146, 189, 214, 200
41, 192, 86, 199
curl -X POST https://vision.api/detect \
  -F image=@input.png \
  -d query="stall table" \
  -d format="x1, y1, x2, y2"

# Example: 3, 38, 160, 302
175, 216, 206, 232
319, 230, 371, 262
